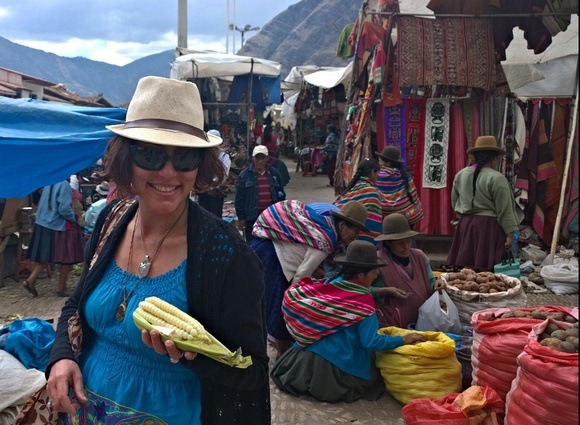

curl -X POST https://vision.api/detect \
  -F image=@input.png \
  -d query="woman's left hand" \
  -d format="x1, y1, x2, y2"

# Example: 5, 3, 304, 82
141, 329, 197, 362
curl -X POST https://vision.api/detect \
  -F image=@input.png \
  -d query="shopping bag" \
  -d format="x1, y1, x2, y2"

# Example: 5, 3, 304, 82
416, 290, 461, 334
494, 251, 520, 279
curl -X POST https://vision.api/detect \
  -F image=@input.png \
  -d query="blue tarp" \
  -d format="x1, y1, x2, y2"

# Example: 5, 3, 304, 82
0, 97, 126, 198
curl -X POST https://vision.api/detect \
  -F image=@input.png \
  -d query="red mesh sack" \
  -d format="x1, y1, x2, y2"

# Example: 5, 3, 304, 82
401, 385, 504, 425
471, 306, 578, 401
505, 319, 579, 425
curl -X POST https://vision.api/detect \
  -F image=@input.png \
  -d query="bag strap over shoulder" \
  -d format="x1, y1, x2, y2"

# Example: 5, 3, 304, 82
89, 198, 135, 270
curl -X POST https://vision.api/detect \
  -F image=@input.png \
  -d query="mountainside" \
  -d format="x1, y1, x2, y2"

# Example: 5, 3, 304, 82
0, 0, 359, 106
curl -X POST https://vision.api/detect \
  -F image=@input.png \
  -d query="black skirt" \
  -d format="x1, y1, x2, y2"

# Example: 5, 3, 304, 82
27, 223, 55, 263
270, 346, 384, 403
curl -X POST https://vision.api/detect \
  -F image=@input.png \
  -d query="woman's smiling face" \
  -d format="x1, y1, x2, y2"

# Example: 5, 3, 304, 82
131, 143, 198, 214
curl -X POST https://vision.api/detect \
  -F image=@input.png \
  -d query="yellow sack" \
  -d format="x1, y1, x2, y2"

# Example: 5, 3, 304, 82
375, 326, 462, 405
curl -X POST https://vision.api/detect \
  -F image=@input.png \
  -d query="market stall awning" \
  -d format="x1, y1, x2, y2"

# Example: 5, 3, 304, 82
501, 15, 578, 97
303, 62, 353, 90
0, 97, 126, 199
170, 51, 281, 80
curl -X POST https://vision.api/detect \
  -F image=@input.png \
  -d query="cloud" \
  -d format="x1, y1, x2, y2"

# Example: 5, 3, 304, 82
0, 0, 298, 64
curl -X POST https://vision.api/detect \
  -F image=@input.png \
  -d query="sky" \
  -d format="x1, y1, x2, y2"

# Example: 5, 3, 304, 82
0, 0, 300, 66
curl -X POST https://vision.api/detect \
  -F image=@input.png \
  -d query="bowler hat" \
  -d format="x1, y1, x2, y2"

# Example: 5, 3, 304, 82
466, 135, 505, 155
330, 201, 369, 232
334, 240, 387, 268
106, 76, 222, 148
374, 213, 419, 241
376, 145, 402, 163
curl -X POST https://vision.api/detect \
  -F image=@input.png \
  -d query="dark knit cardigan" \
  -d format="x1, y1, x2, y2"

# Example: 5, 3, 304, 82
46, 200, 271, 424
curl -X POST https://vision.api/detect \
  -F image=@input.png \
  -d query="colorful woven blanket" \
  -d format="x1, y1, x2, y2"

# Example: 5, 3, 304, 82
252, 200, 338, 253
282, 277, 376, 348
398, 16, 494, 92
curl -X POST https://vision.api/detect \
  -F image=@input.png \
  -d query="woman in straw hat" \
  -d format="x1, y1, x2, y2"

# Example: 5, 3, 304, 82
251, 199, 369, 359
45, 77, 270, 424
373, 214, 444, 328
271, 240, 426, 403
375, 145, 424, 225
447, 135, 519, 271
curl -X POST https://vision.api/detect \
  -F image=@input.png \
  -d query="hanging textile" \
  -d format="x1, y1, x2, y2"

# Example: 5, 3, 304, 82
561, 123, 579, 241
415, 101, 466, 235
542, 99, 570, 244
405, 99, 426, 176
397, 17, 495, 92
504, 98, 516, 186
515, 100, 559, 244
461, 99, 480, 153
422, 99, 450, 189
384, 104, 407, 168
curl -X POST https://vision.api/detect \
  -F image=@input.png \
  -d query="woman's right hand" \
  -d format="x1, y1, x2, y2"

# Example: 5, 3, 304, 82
379, 287, 410, 299
402, 333, 426, 345
46, 359, 87, 415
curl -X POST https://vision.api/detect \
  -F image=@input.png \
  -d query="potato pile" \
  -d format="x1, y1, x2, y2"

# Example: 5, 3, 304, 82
539, 321, 579, 353
445, 268, 517, 293
495, 310, 578, 322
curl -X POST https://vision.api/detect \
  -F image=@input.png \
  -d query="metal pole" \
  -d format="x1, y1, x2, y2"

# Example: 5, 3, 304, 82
177, 0, 188, 49
246, 59, 254, 154
226, 0, 229, 54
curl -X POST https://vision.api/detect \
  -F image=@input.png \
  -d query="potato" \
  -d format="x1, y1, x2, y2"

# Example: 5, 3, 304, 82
513, 310, 527, 318
539, 332, 552, 341
565, 336, 578, 349
556, 341, 576, 353
531, 310, 548, 320
565, 328, 579, 338
500, 312, 514, 319
545, 323, 561, 335
476, 276, 488, 284
540, 338, 562, 348
468, 282, 479, 292
564, 315, 577, 323
547, 312, 564, 321
551, 330, 568, 341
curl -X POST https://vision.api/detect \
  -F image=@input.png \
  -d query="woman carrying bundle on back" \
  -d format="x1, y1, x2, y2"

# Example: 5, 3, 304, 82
335, 158, 385, 244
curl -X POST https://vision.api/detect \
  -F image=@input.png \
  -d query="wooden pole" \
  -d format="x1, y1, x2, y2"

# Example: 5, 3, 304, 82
548, 81, 579, 264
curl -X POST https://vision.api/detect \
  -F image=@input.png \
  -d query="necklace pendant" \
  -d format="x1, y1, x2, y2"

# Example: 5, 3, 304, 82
138, 255, 151, 278
116, 302, 127, 321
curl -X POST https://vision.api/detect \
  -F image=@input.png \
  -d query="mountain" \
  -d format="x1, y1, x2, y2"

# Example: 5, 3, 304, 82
0, 0, 359, 106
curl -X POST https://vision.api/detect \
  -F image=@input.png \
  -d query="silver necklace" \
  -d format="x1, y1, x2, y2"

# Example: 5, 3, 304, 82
115, 203, 187, 321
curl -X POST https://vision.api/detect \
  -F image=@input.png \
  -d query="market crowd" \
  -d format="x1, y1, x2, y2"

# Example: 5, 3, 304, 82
12, 77, 524, 424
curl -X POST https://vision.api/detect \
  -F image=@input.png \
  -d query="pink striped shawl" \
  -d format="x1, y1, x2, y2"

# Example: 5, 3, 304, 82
282, 277, 376, 348
252, 200, 338, 253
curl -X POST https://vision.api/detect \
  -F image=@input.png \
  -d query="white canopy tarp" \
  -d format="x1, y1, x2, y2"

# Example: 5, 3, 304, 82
303, 62, 353, 90
502, 15, 578, 97
170, 51, 281, 80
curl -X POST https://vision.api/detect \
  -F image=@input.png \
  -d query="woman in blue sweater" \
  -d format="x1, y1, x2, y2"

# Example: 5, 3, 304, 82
271, 240, 425, 403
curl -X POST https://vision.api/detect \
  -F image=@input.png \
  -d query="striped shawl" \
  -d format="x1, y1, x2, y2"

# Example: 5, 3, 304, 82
252, 200, 337, 253
282, 277, 376, 348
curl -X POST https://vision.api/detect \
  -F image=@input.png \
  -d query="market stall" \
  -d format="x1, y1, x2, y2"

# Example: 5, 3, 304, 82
170, 49, 282, 155
335, 0, 578, 252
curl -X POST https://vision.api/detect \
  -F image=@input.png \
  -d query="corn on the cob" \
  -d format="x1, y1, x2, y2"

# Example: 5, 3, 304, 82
136, 297, 210, 343
133, 296, 252, 369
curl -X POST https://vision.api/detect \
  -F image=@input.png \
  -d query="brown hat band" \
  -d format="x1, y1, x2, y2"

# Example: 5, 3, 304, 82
124, 119, 209, 142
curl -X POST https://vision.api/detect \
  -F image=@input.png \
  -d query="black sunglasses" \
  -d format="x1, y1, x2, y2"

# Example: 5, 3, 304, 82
130, 142, 204, 172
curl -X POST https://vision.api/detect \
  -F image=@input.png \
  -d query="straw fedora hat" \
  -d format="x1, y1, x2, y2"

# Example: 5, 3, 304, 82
374, 213, 419, 241
375, 145, 402, 163
106, 76, 222, 148
466, 135, 505, 155
334, 240, 387, 268
330, 201, 370, 232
